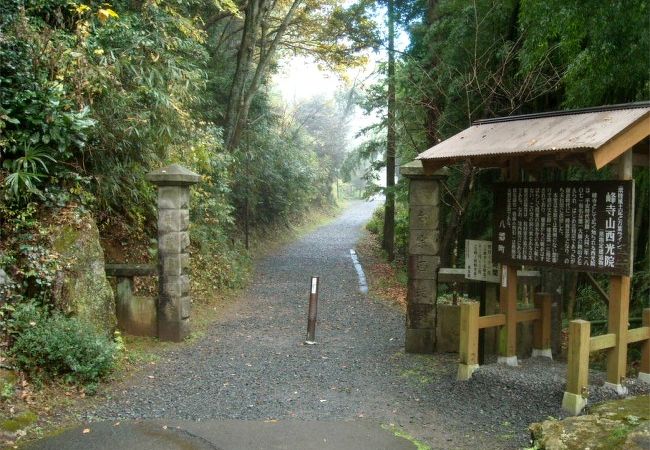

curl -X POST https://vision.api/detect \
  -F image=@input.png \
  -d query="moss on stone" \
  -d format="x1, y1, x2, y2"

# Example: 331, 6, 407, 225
530, 395, 650, 450
49, 214, 116, 336
590, 395, 650, 421
0, 369, 17, 385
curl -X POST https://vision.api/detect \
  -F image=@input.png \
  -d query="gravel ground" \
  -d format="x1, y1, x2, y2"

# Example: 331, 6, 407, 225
85, 200, 650, 449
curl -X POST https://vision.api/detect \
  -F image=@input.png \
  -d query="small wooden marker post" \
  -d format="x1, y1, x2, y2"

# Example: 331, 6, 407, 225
458, 301, 480, 380
562, 320, 591, 415
532, 292, 553, 358
640, 309, 650, 383
305, 277, 319, 345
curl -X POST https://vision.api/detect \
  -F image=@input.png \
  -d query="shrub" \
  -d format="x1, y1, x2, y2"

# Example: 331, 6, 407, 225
366, 205, 384, 235
7, 302, 118, 384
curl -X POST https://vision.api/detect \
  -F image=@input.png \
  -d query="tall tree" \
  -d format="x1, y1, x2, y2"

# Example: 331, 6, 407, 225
224, 0, 304, 151
221, 0, 378, 152
382, 0, 396, 260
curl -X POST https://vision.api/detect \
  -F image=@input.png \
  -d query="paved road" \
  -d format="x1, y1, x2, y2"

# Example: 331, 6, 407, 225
26, 200, 507, 449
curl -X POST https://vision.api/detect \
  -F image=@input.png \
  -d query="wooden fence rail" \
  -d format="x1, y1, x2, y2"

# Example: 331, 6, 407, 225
562, 308, 650, 415
457, 292, 552, 380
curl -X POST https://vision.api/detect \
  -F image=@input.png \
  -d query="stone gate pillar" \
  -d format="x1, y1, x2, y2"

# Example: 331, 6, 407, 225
146, 164, 201, 342
402, 161, 447, 353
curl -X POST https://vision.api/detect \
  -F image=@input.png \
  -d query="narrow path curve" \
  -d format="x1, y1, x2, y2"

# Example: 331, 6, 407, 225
83, 201, 506, 448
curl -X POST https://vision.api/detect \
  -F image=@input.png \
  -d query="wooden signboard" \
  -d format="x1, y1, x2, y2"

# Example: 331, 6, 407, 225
465, 240, 500, 282
493, 181, 633, 275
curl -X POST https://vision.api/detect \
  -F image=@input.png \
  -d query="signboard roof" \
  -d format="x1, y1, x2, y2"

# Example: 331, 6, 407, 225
416, 102, 650, 171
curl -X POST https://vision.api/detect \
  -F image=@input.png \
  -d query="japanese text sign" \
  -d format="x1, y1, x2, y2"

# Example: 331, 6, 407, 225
465, 240, 500, 282
493, 181, 633, 275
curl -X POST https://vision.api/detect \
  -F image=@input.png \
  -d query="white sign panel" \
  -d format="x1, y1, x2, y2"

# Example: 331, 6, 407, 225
465, 240, 500, 283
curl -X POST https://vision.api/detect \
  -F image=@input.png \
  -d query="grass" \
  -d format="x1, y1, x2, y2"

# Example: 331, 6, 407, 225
354, 230, 407, 310
381, 424, 431, 450
1, 411, 38, 432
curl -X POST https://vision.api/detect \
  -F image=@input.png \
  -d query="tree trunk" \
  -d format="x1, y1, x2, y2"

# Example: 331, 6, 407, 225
225, 0, 303, 152
634, 177, 647, 263
439, 161, 475, 267
382, 0, 396, 261
224, 0, 263, 151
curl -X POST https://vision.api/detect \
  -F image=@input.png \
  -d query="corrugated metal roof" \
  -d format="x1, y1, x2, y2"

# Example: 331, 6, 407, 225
416, 103, 650, 166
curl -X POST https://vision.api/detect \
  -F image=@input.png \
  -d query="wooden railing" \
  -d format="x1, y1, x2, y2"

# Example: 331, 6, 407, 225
562, 308, 650, 414
457, 292, 552, 380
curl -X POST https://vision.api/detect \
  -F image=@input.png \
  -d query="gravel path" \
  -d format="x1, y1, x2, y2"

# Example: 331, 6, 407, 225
86, 200, 649, 449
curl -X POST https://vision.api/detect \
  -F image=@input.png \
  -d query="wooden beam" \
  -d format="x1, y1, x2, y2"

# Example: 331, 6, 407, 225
566, 320, 591, 395
590, 333, 616, 352
438, 268, 471, 284
641, 309, 650, 377
105, 264, 157, 277
603, 151, 634, 386
618, 150, 634, 179
533, 293, 552, 351
499, 265, 519, 359
516, 308, 541, 323
421, 159, 446, 175
627, 326, 650, 344
478, 313, 505, 329
459, 302, 480, 366
607, 275, 631, 385
498, 161, 520, 361
517, 270, 542, 286
436, 268, 540, 286
633, 151, 649, 167
592, 113, 650, 169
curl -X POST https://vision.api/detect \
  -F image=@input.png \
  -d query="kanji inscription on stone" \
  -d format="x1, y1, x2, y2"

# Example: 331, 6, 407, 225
493, 181, 633, 275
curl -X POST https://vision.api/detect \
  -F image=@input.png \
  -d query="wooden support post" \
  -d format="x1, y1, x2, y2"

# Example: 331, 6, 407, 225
498, 159, 520, 366
562, 320, 591, 415
606, 276, 630, 393
532, 292, 553, 358
605, 150, 633, 394
498, 265, 518, 366
640, 308, 650, 383
484, 283, 499, 356
458, 301, 480, 380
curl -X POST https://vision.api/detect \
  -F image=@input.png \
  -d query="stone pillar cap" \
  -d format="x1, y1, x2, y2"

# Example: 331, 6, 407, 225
401, 160, 448, 179
146, 164, 201, 186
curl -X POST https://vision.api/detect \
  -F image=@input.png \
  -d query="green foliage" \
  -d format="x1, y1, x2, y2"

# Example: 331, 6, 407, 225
0, 203, 61, 304
351, 0, 649, 278
575, 285, 608, 322
366, 205, 384, 236
0, 0, 378, 390
519, 0, 650, 107
6, 302, 118, 384
3, 144, 56, 200
366, 201, 409, 259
